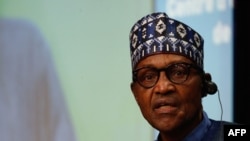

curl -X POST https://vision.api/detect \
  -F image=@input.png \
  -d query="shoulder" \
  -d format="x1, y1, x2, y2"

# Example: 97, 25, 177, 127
210, 119, 239, 126
202, 119, 237, 141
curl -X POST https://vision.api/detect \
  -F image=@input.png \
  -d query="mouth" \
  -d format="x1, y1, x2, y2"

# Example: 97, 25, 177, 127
153, 99, 178, 114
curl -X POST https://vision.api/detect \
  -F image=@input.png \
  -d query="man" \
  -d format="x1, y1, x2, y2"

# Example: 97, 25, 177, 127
129, 12, 233, 141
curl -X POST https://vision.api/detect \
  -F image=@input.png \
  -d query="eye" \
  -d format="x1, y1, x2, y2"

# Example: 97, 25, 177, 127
168, 65, 188, 79
138, 69, 158, 83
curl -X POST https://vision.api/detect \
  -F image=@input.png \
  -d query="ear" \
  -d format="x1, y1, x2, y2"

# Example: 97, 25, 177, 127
201, 73, 209, 97
204, 73, 212, 81
202, 73, 218, 96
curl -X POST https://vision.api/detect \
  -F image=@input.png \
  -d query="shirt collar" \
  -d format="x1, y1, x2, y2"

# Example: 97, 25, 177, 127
183, 111, 211, 141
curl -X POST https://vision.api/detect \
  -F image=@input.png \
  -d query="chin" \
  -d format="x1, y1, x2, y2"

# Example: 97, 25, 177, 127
149, 117, 179, 132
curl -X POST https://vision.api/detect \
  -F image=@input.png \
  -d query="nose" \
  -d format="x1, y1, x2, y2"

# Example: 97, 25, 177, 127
154, 71, 175, 94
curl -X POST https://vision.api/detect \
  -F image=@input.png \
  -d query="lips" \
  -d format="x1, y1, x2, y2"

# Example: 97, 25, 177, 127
153, 99, 176, 108
153, 99, 178, 114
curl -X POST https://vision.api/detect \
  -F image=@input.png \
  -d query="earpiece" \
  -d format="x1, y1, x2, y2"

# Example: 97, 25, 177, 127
204, 80, 218, 95
202, 73, 223, 121
202, 73, 218, 96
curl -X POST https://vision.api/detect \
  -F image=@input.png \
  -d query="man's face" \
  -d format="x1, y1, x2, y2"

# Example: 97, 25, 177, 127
131, 54, 203, 133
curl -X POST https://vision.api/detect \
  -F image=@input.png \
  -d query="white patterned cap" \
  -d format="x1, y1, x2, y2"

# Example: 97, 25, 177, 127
129, 12, 204, 70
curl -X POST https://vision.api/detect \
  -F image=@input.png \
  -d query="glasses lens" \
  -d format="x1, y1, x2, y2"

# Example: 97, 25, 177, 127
166, 64, 190, 84
133, 63, 195, 88
136, 68, 158, 88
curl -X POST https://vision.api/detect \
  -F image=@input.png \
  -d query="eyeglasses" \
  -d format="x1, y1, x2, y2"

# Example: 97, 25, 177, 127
132, 62, 203, 88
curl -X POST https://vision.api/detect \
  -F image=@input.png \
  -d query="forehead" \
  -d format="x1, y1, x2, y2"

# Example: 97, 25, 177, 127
135, 54, 193, 69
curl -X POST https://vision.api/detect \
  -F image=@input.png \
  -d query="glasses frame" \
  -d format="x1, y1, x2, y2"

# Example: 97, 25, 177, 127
132, 62, 203, 88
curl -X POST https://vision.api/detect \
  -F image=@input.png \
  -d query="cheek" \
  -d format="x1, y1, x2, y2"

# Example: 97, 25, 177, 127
134, 90, 151, 108
183, 76, 203, 100
184, 85, 202, 100
132, 87, 152, 113
178, 83, 203, 111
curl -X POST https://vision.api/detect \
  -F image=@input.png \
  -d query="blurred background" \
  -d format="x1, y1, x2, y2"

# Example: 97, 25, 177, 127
0, 0, 249, 141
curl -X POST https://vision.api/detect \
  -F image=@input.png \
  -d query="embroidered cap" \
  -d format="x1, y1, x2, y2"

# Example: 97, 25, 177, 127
129, 12, 204, 70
